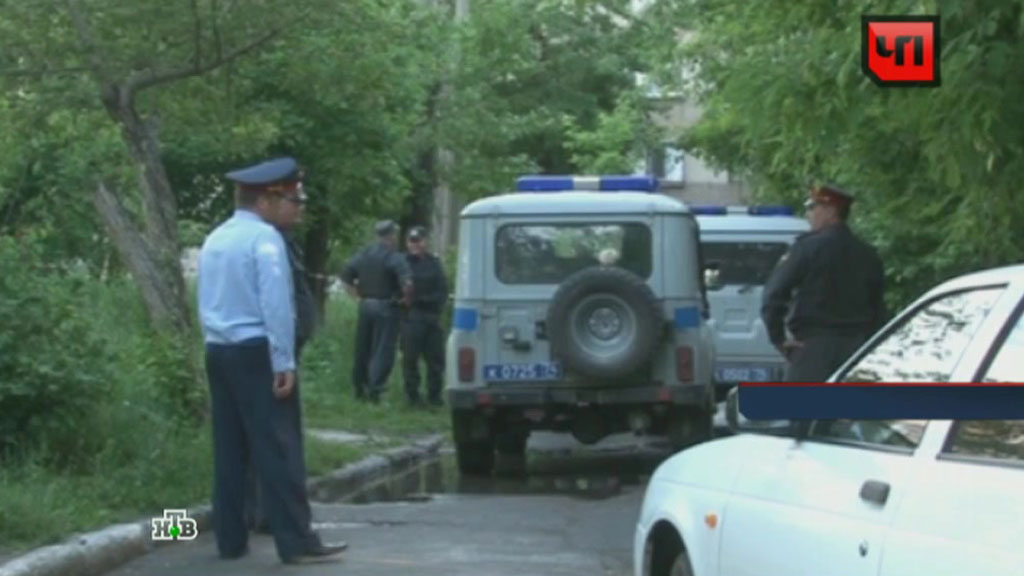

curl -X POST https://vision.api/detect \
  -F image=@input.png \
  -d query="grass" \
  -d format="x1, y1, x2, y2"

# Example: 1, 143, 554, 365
299, 292, 452, 438
0, 285, 450, 553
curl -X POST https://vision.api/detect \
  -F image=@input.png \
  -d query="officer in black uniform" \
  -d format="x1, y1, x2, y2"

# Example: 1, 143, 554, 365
244, 177, 317, 535
761, 184, 887, 382
341, 220, 413, 402
401, 226, 449, 407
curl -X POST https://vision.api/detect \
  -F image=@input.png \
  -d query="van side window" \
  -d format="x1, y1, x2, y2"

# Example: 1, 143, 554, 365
838, 287, 1004, 383
701, 242, 789, 286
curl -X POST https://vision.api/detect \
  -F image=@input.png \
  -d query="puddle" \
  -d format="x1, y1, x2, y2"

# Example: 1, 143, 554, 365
337, 447, 664, 504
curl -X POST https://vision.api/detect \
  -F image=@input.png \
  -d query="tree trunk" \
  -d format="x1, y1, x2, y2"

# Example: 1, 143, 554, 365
98, 93, 192, 334
93, 181, 189, 332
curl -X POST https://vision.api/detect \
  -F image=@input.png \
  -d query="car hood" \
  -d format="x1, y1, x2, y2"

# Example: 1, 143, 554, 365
651, 434, 789, 491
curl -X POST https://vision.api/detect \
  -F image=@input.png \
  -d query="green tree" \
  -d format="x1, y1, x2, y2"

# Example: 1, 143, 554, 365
438, 0, 659, 202
642, 0, 1024, 306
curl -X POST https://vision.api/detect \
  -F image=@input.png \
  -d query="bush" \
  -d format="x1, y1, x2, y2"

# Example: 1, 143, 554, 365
0, 236, 114, 466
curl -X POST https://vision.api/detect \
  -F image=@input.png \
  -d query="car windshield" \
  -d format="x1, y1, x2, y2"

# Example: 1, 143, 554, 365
701, 241, 789, 286
495, 223, 652, 284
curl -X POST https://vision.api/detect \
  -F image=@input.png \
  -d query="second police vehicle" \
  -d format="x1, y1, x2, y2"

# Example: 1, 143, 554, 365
694, 205, 809, 399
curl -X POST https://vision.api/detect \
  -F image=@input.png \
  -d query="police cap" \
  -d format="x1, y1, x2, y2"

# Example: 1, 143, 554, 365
225, 157, 302, 190
375, 220, 398, 237
407, 226, 428, 241
805, 184, 854, 209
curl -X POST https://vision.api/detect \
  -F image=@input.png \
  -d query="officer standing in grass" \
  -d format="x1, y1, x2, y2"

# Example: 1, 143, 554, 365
340, 220, 413, 403
761, 184, 888, 382
401, 226, 448, 407
198, 157, 345, 565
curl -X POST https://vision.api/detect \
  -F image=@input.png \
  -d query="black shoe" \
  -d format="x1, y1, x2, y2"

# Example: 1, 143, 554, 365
408, 396, 424, 408
428, 397, 444, 408
283, 541, 348, 565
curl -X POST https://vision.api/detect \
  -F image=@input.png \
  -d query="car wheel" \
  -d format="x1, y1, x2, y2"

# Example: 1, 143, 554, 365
669, 549, 694, 576
455, 440, 495, 476
547, 266, 662, 381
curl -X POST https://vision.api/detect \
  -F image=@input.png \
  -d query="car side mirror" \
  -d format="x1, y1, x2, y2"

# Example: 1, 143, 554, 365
725, 387, 796, 436
704, 266, 723, 291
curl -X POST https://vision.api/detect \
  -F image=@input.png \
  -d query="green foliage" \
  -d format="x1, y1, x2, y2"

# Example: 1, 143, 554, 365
0, 235, 113, 464
443, 0, 657, 198
565, 90, 662, 173
646, 0, 1024, 307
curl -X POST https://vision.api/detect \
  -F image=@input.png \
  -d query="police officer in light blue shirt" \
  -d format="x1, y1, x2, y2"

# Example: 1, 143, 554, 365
198, 157, 346, 565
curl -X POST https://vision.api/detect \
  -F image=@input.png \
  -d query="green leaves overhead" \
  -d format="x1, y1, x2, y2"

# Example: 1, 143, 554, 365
646, 0, 1024, 306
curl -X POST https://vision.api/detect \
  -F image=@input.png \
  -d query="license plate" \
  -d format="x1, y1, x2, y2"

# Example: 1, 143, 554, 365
483, 362, 563, 381
715, 365, 775, 383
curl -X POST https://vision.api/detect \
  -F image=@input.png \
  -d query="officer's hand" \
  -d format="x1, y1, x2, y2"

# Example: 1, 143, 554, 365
273, 371, 296, 399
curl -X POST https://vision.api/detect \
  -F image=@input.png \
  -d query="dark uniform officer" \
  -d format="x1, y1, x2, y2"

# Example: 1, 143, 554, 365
198, 157, 345, 564
401, 226, 449, 407
244, 181, 318, 535
340, 220, 413, 402
761, 185, 887, 382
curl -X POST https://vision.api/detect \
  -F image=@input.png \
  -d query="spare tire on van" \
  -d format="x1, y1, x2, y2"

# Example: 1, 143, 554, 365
546, 266, 663, 381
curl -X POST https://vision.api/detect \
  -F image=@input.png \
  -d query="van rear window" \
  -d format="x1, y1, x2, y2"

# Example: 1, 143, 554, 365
496, 223, 652, 284
702, 241, 789, 286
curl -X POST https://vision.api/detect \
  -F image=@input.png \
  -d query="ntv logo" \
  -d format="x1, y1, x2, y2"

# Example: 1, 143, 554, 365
151, 509, 199, 541
861, 15, 941, 87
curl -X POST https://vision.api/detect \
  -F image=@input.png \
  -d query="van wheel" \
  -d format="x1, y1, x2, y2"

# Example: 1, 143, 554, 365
455, 440, 495, 476
666, 407, 713, 451
547, 266, 662, 381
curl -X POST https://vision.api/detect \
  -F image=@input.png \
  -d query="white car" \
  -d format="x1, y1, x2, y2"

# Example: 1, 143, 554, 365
634, 264, 1024, 576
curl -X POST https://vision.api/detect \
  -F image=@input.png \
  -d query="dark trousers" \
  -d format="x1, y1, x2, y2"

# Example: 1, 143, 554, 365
402, 313, 445, 402
351, 299, 400, 398
205, 338, 316, 562
784, 332, 868, 382
243, 344, 309, 535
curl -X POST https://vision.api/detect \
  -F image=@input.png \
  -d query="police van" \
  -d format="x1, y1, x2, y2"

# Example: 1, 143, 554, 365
445, 175, 717, 475
694, 205, 810, 399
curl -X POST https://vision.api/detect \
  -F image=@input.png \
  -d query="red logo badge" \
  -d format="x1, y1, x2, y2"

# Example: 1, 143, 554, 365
862, 15, 940, 87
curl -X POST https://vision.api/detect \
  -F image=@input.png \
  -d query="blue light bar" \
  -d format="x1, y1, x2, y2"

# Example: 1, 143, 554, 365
515, 175, 659, 193
748, 205, 795, 216
690, 205, 728, 215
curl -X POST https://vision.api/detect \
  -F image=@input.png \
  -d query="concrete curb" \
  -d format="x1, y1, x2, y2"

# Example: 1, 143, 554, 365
0, 434, 445, 576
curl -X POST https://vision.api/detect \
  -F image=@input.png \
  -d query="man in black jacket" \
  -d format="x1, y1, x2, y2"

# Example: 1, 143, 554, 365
761, 185, 887, 382
401, 226, 449, 407
341, 221, 413, 403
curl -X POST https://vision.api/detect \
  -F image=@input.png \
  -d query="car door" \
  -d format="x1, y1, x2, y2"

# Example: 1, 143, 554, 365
717, 419, 924, 576
718, 281, 1019, 576
879, 296, 1024, 576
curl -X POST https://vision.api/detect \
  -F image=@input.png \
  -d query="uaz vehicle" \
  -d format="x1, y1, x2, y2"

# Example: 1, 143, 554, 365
635, 264, 1024, 576
445, 175, 716, 475
694, 206, 809, 399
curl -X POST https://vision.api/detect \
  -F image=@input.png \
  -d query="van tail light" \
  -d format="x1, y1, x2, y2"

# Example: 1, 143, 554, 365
675, 346, 694, 383
458, 348, 475, 382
